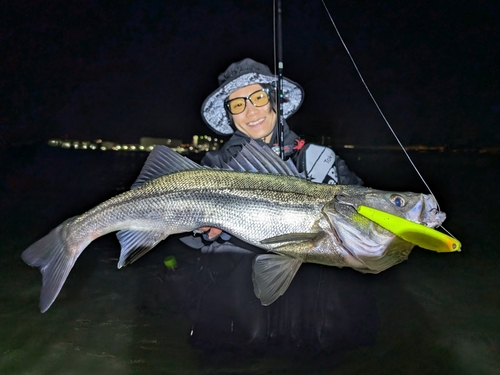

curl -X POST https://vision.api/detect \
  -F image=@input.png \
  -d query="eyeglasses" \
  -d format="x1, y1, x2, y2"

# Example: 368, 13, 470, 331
224, 88, 270, 115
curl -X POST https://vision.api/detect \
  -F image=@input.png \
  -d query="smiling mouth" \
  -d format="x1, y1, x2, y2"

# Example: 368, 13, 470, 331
247, 118, 265, 127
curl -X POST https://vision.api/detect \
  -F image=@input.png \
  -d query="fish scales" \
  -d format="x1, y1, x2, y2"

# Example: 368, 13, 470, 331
74, 169, 333, 247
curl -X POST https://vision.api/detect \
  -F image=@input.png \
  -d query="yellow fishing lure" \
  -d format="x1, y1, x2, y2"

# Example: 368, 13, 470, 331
357, 205, 461, 253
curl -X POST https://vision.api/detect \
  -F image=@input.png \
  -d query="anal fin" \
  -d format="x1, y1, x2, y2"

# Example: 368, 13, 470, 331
116, 230, 167, 268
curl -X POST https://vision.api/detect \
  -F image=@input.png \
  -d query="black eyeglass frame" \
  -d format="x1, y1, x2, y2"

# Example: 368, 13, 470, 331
224, 88, 271, 115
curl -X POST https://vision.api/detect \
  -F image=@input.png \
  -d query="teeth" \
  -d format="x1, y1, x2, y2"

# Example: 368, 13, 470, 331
248, 118, 264, 126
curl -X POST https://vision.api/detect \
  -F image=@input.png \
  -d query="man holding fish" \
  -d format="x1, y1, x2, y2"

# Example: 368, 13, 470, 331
21, 59, 458, 312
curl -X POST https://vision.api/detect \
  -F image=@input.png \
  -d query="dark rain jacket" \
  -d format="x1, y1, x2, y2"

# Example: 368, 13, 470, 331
201, 120, 363, 185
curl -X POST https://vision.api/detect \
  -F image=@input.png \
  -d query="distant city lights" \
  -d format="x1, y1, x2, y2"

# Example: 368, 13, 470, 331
47, 135, 224, 154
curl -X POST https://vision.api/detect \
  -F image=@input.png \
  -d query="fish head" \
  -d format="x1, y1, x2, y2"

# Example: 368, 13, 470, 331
322, 188, 446, 273
361, 190, 446, 227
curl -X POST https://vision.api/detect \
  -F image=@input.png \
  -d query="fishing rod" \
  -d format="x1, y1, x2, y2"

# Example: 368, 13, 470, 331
274, 0, 285, 160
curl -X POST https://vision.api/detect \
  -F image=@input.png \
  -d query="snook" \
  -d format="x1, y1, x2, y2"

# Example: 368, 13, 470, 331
22, 141, 446, 312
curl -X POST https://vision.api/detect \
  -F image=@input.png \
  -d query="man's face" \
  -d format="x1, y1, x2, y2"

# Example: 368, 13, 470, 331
228, 84, 276, 143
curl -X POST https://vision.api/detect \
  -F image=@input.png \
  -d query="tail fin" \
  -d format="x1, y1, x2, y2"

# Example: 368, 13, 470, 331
22, 221, 79, 313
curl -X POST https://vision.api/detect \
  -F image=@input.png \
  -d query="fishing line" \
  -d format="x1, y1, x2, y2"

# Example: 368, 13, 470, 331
320, 1, 449, 217
321, 1, 459, 238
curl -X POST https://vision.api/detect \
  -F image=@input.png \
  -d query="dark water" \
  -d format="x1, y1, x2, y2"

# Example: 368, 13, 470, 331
1, 144, 499, 374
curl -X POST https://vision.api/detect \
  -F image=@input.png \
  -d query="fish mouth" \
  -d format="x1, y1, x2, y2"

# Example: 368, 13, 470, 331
410, 195, 446, 228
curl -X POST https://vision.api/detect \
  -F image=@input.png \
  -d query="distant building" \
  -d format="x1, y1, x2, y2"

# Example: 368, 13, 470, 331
140, 137, 182, 149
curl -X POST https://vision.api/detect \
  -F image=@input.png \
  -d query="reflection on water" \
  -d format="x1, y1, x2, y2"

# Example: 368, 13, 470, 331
0, 144, 499, 374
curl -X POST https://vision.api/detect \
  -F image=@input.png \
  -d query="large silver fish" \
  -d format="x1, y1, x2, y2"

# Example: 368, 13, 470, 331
22, 141, 446, 312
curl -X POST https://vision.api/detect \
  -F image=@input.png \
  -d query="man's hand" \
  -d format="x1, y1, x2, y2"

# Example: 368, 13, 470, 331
198, 226, 223, 240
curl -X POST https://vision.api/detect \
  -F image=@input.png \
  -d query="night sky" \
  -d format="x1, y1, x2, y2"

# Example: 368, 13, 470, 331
2, 0, 499, 148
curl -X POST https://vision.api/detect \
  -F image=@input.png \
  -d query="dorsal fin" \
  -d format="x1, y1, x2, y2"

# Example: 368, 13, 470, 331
132, 139, 302, 189
224, 139, 301, 177
131, 145, 202, 189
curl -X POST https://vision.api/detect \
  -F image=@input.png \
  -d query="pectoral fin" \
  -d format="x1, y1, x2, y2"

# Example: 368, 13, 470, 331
116, 230, 167, 268
252, 254, 302, 306
260, 232, 319, 244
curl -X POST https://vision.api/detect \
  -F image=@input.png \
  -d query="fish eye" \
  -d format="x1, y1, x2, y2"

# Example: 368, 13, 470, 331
390, 194, 406, 207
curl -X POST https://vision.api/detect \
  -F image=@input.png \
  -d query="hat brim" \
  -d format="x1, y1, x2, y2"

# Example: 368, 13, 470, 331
201, 72, 304, 135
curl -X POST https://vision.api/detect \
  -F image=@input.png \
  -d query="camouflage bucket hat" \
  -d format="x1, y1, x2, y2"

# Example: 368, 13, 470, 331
201, 58, 304, 135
